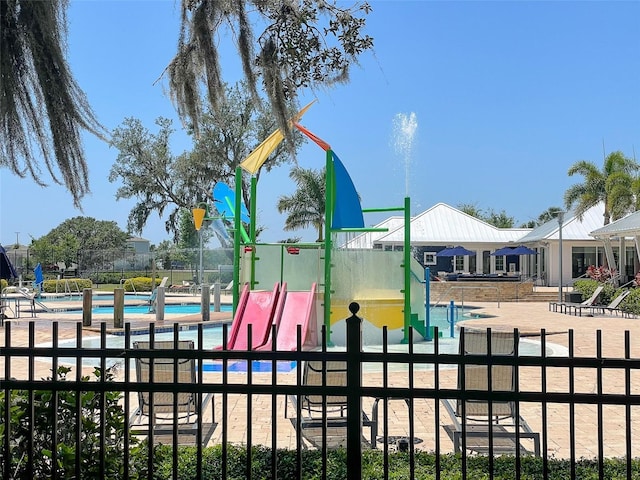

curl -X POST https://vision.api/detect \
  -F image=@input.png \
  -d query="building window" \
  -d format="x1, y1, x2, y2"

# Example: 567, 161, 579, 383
572, 246, 596, 278
626, 246, 636, 277
455, 256, 464, 272
424, 252, 437, 265
495, 256, 504, 271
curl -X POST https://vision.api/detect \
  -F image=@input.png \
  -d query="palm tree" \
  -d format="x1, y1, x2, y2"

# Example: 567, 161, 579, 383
277, 167, 325, 242
537, 206, 564, 224
1, 1, 107, 207
564, 151, 639, 225
607, 172, 640, 221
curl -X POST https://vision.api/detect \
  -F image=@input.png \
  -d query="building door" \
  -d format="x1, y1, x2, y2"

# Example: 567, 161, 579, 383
482, 251, 490, 274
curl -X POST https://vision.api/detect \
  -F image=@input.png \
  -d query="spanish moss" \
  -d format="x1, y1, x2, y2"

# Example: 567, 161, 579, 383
1, 0, 108, 207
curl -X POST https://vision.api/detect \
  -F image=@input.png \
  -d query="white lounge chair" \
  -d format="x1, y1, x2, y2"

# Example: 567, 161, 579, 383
130, 340, 216, 444
285, 360, 376, 449
441, 329, 540, 456
587, 289, 632, 317
549, 285, 604, 315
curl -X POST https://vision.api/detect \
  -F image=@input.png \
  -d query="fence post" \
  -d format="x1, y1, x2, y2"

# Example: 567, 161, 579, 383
82, 288, 92, 326
201, 284, 210, 321
346, 301, 362, 477
155, 286, 165, 323
213, 282, 221, 312
449, 300, 455, 338
114, 288, 124, 328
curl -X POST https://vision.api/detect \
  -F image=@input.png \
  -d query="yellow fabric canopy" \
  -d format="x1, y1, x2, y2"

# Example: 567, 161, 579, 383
239, 101, 315, 174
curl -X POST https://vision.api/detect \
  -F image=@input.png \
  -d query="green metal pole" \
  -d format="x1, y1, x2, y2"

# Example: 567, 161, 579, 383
250, 176, 257, 289
280, 244, 285, 284
232, 167, 242, 316
403, 196, 411, 344
324, 150, 334, 346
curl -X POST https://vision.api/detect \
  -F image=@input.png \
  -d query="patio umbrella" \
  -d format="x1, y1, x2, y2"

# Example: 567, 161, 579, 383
491, 247, 516, 256
492, 245, 538, 256
509, 245, 538, 255
436, 246, 476, 257
0, 245, 18, 280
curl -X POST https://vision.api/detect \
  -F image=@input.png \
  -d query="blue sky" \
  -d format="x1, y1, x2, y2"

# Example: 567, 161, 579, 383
1, 0, 639, 248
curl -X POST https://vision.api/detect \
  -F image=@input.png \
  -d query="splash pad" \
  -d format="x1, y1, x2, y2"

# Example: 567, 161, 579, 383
203, 104, 428, 348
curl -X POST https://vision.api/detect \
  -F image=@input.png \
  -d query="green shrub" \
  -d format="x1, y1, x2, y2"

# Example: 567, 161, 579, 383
134, 444, 640, 479
0, 278, 7, 290
0, 366, 137, 479
573, 279, 618, 305
619, 287, 640, 316
42, 278, 93, 293
121, 276, 162, 292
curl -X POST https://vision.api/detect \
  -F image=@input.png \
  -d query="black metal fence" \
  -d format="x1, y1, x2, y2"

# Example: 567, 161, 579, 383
3, 314, 640, 479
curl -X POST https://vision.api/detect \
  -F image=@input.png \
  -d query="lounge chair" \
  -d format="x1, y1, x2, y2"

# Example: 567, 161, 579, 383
17, 287, 37, 318
587, 289, 632, 317
286, 360, 376, 449
130, 340, 216, 444
441, 329, 540, 456
169, 280, 194, 293
549, 285, 604, 315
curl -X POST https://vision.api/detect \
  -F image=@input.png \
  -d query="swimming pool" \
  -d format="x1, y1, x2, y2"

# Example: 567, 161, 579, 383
62, 303, 233, 315
95, 303, 231, 315
42, 293, 153, 302
43, 323, 567, 372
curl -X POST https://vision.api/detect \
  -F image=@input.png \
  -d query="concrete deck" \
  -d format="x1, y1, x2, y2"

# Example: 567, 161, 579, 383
2, 294, 640, 458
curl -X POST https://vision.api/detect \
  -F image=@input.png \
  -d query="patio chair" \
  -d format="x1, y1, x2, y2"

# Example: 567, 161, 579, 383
549, 285, 604, 315
441, 329, 540, 456
169, 280, 194, 293
17, 287, 37, 318
587, 289, 632, 317
130, 340, 216, 444
285, 360, 376, 449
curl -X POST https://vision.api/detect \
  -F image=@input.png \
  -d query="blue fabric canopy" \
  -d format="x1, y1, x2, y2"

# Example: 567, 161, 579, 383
33, 263, 44, 291
510, 245, 538, 255
212, 182, 250, 223
491, 245, 537, 256
330, 151, 364, 230
491, 247, 516, 256
436, 246, 476, 257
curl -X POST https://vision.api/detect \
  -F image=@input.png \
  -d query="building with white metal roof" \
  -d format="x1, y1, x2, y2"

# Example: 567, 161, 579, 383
589, 210, 640, 282
341, 202, 619, 287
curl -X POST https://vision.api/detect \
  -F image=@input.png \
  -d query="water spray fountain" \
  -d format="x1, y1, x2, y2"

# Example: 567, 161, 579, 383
392, 112, 418, 197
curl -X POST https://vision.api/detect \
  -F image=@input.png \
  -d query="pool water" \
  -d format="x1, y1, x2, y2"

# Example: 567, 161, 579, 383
44, 324, 566, 372
48, 326, 296, 372
42, 293, 153, 302
89, 304, 232, 315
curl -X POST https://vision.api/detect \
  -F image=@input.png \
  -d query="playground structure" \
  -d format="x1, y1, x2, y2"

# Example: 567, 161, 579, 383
198, 105, 429, 349
222, 282, 317, 351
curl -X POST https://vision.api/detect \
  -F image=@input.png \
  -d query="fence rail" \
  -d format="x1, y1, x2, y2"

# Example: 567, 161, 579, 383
2, 315, 640, 479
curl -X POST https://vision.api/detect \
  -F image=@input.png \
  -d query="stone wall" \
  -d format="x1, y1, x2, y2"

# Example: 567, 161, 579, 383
429, 281, 533, 303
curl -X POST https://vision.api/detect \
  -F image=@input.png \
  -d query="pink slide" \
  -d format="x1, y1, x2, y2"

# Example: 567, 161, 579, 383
225, 283, 280, 350
259, 283, 317, 351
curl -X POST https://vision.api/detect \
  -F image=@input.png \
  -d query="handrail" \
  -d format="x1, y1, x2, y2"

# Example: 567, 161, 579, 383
410, 270, 426, 284
55, 279, 81, 295
430, 284, 501, 310
120, 278, 136, 294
